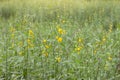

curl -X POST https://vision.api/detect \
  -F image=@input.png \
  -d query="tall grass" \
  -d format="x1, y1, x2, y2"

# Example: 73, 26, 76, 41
0, 0, 120, 79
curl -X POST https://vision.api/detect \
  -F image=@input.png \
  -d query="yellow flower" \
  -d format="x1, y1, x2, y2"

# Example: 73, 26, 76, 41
102, 36, 106, 42
45, 45, 49, 49
27, 39, 31, 44
56, 36, 62, 42
93, 48, 98, 54
18, 51, 23, 55
29, 30, 34, 38
62, 20, 65, 23
43, 39, 47, 43
108, 56, 112, 61
27, 39, 34, 48
58, 37, 62, 42
56, 36, 59, 39
55, 57, 61, 63
78, 38, 82, 43
58, 28, 65, 34
94, 50, 97, 54
29, 30, 34, 35
75, 46, 82, 51
44, 52, 48, 57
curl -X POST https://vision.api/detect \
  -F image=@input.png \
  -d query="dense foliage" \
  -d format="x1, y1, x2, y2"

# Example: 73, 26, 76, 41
0, 0, 120, 79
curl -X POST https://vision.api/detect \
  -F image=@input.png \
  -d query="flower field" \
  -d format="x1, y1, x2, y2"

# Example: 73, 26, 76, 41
0, 0, 120, 80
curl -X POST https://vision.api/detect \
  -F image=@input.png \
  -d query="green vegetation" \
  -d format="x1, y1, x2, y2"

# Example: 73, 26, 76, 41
0, 0, 120, 79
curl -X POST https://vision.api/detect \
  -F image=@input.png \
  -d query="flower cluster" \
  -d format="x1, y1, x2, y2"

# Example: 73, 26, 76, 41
55, 26, 66, 43
74, 38, 84, 54
26, 29, 35, 48
56, 36, 62, 42
42, 39, 50, 57
29, 30, 34, 38
57, 27, 66, 34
